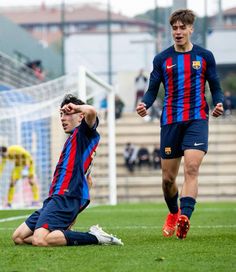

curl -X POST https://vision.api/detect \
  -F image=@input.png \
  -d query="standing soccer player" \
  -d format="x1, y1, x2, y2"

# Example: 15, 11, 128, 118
136, 9, 224, 239
12, 94, 123, 246
0, 145, 39, 207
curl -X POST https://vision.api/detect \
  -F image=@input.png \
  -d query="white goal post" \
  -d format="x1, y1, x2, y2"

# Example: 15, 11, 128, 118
0, 66, 117, 208
78, 66, 117, 205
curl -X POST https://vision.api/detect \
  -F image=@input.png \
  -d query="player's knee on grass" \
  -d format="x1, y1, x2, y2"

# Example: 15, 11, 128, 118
32, 230, 66, 247
12, 222, 33, 245
12, 231, 27, 245
12, 233, 24, 245
32, 237, 47, 247
32, 228, 50, 247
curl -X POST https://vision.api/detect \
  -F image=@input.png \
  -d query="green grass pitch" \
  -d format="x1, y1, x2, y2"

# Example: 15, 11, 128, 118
0, 202, 235, 272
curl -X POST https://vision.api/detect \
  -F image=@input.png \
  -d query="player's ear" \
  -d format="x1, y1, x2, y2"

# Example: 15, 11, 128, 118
189, 25, 194, 34
78, 112, 85, 121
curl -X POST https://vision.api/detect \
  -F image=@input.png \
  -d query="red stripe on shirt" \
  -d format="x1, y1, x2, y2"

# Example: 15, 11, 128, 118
58, 132, 78, 195
49, 137, 71, 196
83, 143, 98, 173
49, 151, 64, 196
183, 54, 191, 121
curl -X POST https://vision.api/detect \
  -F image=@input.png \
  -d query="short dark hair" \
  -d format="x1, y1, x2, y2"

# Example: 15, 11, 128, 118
169, 9, 196, 26
61, 94, 85, 108
0, 146, 7, 155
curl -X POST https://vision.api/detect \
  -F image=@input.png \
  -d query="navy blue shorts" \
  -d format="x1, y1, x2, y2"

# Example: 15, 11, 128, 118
25, 195, 89, 231
160, 119, 208, 159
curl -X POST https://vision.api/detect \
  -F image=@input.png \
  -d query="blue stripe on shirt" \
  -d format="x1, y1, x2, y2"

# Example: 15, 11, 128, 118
177, 55, 184, 122
54, 139, 72, 194
81, 135, 100, 200
82, 176, 89, 199
82, 135, 100, 167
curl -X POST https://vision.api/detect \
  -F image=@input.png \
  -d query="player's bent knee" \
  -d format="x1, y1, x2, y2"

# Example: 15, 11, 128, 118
185, 163, 199, 177
12, 230, 20, 243
162, 175, 176, 186
12, 235, 24, 245
32, 227, 51, 246
12, 231, 26, 245
32, 236, 48, 247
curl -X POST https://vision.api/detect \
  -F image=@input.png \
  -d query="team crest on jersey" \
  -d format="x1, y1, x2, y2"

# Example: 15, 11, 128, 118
165, 147, 171, 155
192, 61, 201, 70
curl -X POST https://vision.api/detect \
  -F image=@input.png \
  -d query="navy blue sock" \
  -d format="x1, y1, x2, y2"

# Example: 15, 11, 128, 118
63, 230, 98, 246
164, 192, 179, 214
180, 197, 196, 219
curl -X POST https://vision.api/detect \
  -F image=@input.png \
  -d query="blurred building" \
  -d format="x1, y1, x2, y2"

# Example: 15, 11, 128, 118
0, 3, 160, 83
172, 0, 187, 12
0, 15, 62, 90
0, 3, 156, 46
0, 3, 235, 105
223, 7, 236, 29
207, 6, 236, 78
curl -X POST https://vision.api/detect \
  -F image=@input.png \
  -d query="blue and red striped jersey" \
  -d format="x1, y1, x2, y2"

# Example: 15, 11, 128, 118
142, 44, 224, 126
49, 118, 100, 200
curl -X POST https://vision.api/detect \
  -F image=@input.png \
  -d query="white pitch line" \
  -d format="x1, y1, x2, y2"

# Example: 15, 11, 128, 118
0, 206, 235, 223
92, 225, 236, 229
72, 225, 236, 230
0, 215, 29, 223
0, 225, 235, 231
86, 208, 236, 213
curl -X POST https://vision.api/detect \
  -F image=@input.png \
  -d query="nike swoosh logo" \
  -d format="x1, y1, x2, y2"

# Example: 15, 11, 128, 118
194, 143, 204, 146
167, 64, 176, 69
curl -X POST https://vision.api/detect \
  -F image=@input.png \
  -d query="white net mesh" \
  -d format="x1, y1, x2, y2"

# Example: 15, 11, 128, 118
0, 69, 114, 208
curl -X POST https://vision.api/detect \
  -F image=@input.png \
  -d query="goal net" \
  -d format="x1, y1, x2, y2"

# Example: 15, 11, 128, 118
0, 67, 116, 209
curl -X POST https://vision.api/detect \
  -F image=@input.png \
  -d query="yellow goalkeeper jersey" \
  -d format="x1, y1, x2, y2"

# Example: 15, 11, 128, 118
0, 145, 34, 176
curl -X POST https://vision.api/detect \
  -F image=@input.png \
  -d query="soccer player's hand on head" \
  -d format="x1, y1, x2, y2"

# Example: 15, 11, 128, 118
212, 103, 224, 117
136, 102, 147, 117
61, 103, 80, 115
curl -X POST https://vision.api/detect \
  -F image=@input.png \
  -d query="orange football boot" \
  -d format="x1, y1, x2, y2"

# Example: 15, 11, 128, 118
176, 215, 190, 239
162, 209, 180, 237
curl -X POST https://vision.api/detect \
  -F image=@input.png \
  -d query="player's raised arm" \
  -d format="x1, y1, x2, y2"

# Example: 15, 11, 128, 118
61, 102, 97, 128
81, 104, 97, 128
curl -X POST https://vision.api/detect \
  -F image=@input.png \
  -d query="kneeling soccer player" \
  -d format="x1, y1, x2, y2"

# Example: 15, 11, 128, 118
12, 94, 123, 247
